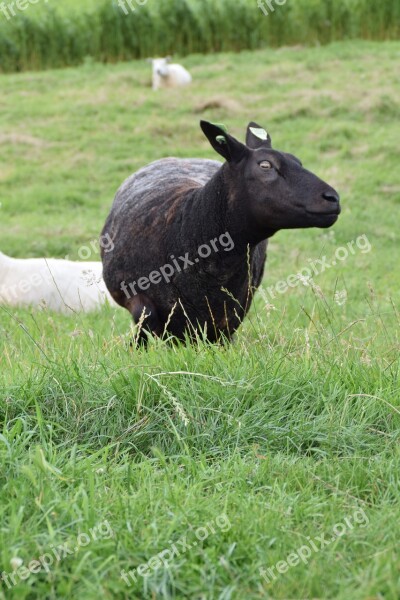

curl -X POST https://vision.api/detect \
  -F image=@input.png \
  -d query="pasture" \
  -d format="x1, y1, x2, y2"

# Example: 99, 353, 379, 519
0, 40, 400, 599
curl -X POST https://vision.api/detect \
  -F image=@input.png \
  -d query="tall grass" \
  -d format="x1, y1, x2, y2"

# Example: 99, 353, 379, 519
0, 0, 399, 73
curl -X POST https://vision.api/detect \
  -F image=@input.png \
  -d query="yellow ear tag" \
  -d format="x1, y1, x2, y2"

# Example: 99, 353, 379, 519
212, 122, 228, 133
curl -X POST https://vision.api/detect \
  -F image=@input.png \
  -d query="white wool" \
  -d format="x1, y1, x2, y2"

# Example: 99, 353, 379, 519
0, 252, 116, 314
151, 58, 192, 91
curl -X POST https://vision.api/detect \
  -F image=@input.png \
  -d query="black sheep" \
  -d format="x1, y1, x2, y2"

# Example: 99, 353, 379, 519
101, 121, 340, 343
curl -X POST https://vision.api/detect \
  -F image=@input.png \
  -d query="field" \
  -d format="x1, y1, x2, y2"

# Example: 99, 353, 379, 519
1, 40, 400, 599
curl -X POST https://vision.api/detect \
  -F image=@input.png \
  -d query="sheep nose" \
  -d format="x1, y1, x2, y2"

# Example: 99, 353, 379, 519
322, 191, 340, 203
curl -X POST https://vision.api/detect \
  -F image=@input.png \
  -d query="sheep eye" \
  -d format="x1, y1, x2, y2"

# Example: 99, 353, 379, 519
259, 161, 272, 169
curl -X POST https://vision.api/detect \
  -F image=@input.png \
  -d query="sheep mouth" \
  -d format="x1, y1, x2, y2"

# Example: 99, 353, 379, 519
306, 208, 341, 217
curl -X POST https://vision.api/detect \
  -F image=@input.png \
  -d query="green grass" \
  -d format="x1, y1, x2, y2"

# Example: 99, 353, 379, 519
1, 40, 400, 599
0, 0, 399, 73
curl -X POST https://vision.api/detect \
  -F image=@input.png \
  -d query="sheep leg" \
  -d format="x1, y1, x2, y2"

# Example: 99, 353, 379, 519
126, 294, 163, 344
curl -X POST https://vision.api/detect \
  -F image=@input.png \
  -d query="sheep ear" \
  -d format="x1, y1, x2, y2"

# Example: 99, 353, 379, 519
200, 121, 248, 163
246, 121, 272, 149
165, 56, 172, 63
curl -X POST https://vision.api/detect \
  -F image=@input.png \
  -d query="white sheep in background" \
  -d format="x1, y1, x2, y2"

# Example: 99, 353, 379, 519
150, 57, 192, 91
0, 252, 116, 314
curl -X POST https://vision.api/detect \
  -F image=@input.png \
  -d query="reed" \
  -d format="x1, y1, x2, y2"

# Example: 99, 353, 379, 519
0, 0, 399, 73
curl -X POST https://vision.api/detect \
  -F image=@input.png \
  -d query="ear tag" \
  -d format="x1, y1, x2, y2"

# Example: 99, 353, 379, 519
216, 135, 227, 145
212, 122, 228, 133
249, 127, 269, 140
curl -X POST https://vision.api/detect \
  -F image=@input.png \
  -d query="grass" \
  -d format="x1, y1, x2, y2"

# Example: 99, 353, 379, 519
0, 40, 400, 599
1, 0, 400, 73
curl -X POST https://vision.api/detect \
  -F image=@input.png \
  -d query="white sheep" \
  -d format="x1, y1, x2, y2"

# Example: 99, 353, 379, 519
0, 252, 116, 314
150, 57, 192, 91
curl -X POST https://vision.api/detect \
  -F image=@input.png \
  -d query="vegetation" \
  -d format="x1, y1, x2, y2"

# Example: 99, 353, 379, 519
0, 40, 399, 598
0, 0, 399, 73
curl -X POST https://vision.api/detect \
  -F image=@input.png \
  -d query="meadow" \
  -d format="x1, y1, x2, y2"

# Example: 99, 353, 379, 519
0, 39, 400, 599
